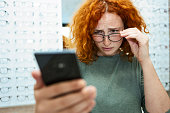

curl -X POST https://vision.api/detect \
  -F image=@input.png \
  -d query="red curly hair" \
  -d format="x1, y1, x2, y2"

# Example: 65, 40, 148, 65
70, 0, 149, 64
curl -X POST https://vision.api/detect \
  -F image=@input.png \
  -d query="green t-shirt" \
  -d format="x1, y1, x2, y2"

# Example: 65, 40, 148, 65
79, 54, 170, 113
78, 54, 148, 113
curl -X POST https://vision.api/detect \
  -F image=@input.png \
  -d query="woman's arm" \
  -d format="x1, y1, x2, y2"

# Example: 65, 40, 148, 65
120, 28, 170, 113
140, 58, 170, 113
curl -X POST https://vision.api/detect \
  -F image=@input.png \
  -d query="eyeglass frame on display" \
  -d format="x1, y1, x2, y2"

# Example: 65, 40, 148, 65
0, 0, 8, 8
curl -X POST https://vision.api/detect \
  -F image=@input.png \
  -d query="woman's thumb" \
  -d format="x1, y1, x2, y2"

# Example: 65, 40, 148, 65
32, 70, 45, 90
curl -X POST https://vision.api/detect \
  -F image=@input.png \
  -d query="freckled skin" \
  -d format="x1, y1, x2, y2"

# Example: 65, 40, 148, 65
94, 12, 124, 56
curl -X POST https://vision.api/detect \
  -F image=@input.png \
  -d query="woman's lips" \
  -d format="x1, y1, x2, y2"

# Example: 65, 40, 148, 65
102, 47, 113, 51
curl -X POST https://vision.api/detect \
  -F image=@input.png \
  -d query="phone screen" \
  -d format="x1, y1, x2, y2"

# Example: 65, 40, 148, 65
34, 51, 82, 86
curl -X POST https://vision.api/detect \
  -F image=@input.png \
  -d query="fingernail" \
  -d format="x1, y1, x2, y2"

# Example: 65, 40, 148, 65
85, 86, 96, 94
79, 79, 86, 86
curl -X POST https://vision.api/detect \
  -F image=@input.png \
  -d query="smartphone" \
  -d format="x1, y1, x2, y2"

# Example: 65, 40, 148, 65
34, 50, 82, 86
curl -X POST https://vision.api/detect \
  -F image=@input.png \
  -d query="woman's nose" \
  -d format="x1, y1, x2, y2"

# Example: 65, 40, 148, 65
103, 35, 111, 46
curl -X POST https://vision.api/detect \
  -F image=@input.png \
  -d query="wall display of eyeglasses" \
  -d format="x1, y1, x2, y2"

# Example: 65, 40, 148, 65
0, 0, 62, 108
0, 0, 169, 109
132, 0, 169, 90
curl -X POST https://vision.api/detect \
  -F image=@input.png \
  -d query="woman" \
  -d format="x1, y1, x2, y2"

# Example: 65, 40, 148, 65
32, 0, 170, 113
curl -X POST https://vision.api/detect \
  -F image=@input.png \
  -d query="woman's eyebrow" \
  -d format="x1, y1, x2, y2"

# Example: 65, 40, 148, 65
108, 27, 120, 30
93, 29, 104, 33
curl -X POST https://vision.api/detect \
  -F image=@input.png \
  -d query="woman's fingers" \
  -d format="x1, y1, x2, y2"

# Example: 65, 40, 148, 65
32, 70, 45, 90
124, 34, 138, 39
59, 86, 96, 113
59, 99, 96, 113
120, 28, 149, 45
126, 39, 139, 55
53, 86, 96, 111
121, 31, 140, 42
120, 27, 150, 63
81, 100, 96, 113
35, 79, 86, 100
35, 86, 96, 113
32, 71, 97, 113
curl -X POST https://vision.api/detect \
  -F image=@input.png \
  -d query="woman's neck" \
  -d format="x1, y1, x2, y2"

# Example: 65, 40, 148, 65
97, 50, 120, 56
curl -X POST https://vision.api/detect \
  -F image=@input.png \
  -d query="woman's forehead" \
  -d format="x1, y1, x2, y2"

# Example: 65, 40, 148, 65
94, 27, 123, 31
95, 12, 124, 29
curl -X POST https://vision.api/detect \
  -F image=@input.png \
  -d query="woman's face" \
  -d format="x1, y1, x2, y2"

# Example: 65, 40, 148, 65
92, 12, 124, 56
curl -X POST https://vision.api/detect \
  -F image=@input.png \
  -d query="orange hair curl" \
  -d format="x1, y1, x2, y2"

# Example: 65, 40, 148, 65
70, 0, 149, 64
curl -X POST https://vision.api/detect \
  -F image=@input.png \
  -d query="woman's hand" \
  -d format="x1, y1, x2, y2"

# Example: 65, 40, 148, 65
120, 28, 150, 64
32, 71, 96, 113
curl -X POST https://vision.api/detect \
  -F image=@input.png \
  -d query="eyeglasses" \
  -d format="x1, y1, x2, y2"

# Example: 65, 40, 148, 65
0, 77, 11, 83
14, 11, 34, 17
16, 76, 34, 82
14, 30, 35, 35
0, 58, 35, 64
13, 1, 33, 7
148, 23, 168, 29
0, 94, 35, 102
0, 39, 10, 45
39, 30, 59, 35
39, 38, 59, 44
16, 85, 34, 92
0, 30, 10, 35
0, 87, 12, 94
92, 33, 123, 42
0, 96, 11, 102
15, 58, 35, 63
153, 8, 168, 14
0, 49, 10, 54
15, 67, 36, 73
0, 0, 62, 107
152, 44, 169, 50
15, 48, 35, 53
15, 39, 35, 44
0, 10, 9, 17
0, 67, 11, 74
17, 94, 34, 102
92, 27, 123, 42
13, 1, 58, 9
0, 58, 10, 64
155, 67, 169, 72
0, 1, 8, 8
0, 20, 9, 27
39, 21, 59, 27
36, 2, 58, 9
14, 21, 35, 27
39, 12, 58, 17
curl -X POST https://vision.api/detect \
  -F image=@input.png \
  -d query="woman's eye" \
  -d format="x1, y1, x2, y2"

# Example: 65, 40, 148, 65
110, 29, 119, 33
93, 32, 99, 34
93, 31, 103, 34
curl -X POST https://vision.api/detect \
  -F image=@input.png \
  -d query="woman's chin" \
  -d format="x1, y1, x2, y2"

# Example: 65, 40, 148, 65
98, 50, 118, 56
